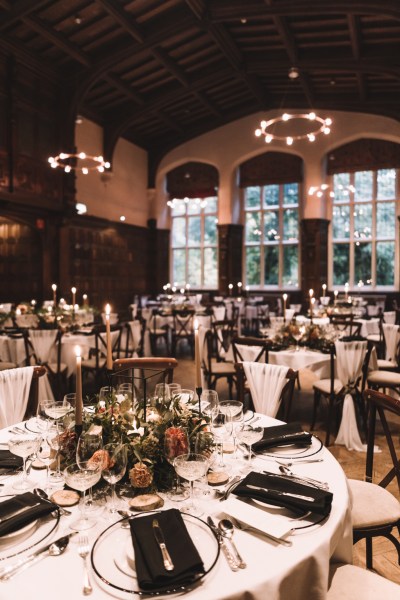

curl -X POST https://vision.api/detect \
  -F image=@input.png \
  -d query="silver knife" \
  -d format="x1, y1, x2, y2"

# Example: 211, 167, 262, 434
152, 519, 174, 571
207, 516, 239, 572
0, 533, 75, 580
246, 484, 315, 502
0, 502, 41, 524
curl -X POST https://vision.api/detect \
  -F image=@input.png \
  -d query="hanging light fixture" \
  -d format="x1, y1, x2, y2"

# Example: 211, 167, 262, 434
255, 112, 332, 146
48, 152, 111, 175
308, 183, 356, 198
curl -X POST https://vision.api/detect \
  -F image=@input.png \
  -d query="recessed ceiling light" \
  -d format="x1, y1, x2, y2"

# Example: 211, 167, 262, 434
74, 15, 83, 25
288, 67, 300, 80
120, 215, 126, 222
75, 115, 83, 124
240, 18, 247, 24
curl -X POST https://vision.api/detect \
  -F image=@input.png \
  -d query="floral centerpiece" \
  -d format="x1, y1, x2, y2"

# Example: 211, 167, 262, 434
61, 389, 208, 494
272, 322, 333, 352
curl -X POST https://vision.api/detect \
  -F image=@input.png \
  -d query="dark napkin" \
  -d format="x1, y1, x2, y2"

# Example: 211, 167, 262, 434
129, 508, 205, 591
0, 450, 23, 469
234, 471, 333, 516
252, 422, 312, 453
0, 491, 56, 537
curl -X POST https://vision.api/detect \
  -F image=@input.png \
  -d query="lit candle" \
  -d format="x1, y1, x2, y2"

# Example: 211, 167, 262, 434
334, 290, 338, 306
344, 283, 349, 300
105, 303, 113, 370
322, 284, 327, 297
228, 283, 233, 297
31, 299, 36, 308
51, 284, 57, 306
75, 345, 83, 427
309, 289, 314, 316
194, 319, 201, 389
237, 282, 242, 293
82, 294, 88, 307
71, 287, 76, 307
310, 297, 315, 318
282, 293, 287, 321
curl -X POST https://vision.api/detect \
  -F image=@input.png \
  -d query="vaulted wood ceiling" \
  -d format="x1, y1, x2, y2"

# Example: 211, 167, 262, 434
1, 0, 400, 168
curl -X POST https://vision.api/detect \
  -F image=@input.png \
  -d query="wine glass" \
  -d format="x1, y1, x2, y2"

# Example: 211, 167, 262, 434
63, 462, 102, 530
8, 433, 41, 491
63, 393, 77, 427
201, 389, 219, 420
48, 420, 66, 483
154, 383, 170, 402
117, 383, 134, 408
164, 426, 190, 501
174, 453, 209, 516
178, 389, 195, 405
76, 431, 103, 509
194, 431, 217, 496
219, 400, 244, 459
99, 386, 114, 407
168, 383, 182, 398
209, 412, 231, 468
36, 425, 58, 493
36, 398, 54, 433
101, 443, 127, 513
236, 424, 264, 472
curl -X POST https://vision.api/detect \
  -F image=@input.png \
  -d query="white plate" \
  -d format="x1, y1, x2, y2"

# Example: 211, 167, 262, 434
259, 435, 323, 460
114, 537, 136, 576
0, 520, 38, 545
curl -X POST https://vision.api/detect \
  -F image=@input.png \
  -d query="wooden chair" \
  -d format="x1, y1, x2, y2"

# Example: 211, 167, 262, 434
113, 357, 178, 383
124, 319, 146, 358
311, 340, 371, 446
113, 357, 178, 399
329, 314, 362, 337
211, 319, 235, 362
171, 309, 195, 358
349, 388, 400, 569
234, 362, 296, 421
148, 309, 170, 356
26, 328, 68, 398
25, 365, 47, 419
232, 336, 270, 363
81, 324, 122, 386
202, 330, 236, 397
327, 563, 400, 599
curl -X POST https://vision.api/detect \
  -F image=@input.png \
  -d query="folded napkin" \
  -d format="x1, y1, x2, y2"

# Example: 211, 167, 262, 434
234, 471, 333, 516
0, 450, 23, 469
252, 422, 312, 452
0, 491, 56, 537
129, 508, 205, 591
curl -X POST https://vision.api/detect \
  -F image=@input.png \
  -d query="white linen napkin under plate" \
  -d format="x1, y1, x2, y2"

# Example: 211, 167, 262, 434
219, 497, 293, 540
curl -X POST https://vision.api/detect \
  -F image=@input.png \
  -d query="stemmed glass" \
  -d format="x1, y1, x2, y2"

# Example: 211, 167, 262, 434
36, 398, 54, 433
209, 413, 231, 468
219, 400, 244, 460
194, 431, 217, 496
168, 383, 182, 398
154, 383, 170, 402
164, 426, 190, 501
101, 443, 127, 513
236, 424, 264, 472
174, 454, 209, 516
36, 425, 57, 493
63, 462, 102, 530
48, 420, 66, 483
117, 383, 134, 410
8, 433, 41, 491
201, 389, 219, 419
76, 431, 103, 510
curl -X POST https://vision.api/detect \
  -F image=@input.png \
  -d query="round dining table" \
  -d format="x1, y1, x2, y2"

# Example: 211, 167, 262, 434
0, 414, 352, 600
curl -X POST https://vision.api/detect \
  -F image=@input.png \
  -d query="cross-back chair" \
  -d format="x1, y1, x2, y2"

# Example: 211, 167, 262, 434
124, 318, 146, 358
232, 336, 270, 363
202, 330, 236, 397
171, 309, 195, 358
81, 324, 122, 386
148, 309, 170, 356
348, 388, 400, 569
0, 364, 46, 427
26, 328, 68, 398
329, 314, 362, 338
211, 319, 235, 362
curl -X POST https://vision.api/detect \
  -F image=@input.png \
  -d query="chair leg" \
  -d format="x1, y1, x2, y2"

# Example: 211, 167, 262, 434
311, 390, 320, 430
325, 397, 334, 447
366, 537, 373, 570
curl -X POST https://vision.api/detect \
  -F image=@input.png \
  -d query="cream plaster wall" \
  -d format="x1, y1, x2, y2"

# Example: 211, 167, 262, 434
156, 110, 400, 226
75, 119, 149, 227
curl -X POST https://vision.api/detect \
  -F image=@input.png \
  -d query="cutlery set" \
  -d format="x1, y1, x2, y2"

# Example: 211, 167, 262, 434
207, 516, 244, 572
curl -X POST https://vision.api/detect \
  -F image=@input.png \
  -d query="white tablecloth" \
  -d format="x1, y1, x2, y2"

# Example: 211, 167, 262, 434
0, 414, 352, 600
269, 348, 331, 379
0, 336, 27, 366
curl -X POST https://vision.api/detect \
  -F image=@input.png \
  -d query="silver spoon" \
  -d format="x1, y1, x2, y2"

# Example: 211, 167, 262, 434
117, 510, 133, 528
33, 488, 72, 516
218, 519, 247, 569
278, 466, 329, 490
0, 534, 72, 580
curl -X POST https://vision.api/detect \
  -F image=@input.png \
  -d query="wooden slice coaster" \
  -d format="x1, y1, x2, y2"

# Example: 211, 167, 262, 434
50, 489, 80, 507
128, 494, 164, 512
207, 471, 230, 486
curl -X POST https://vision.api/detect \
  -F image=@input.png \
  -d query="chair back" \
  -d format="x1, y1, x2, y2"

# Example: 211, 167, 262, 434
329, 314, 362, 337
125, 319, 146, 358
363, 388, 400, 493
232, 337, 270, 363
0, 365, 45, 427
211, 320, 235, 361
172, 310, 194, 337
113, 357, 178, 384
382, 324, 400, 363
235, 361, 296, 420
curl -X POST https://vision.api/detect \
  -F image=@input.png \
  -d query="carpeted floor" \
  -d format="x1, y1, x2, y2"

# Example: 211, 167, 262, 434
174, 354, 400, 584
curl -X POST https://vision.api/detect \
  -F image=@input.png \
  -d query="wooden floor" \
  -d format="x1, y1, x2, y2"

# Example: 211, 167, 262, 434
174, 355, 400, 584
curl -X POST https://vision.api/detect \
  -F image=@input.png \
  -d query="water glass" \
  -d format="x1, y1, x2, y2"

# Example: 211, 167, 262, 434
201, 389, 219, 420
236, 424, 264, 471
174, 453, 209, 516
164, 426, 189, 501
154, 383, 170, 402
168, 383, 182, 397
101, 443, 127, 513
8, 433, 41, 491
63, 462, 102, 530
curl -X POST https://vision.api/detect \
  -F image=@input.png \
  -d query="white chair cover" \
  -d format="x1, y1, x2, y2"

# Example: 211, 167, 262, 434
128, 321, 142, 358
242, 361, 289, 417
198, 326, 209, 389
335, 340, 367, 451
28, 330, 56, 402
212, 306, 226, 321
383, 324, 399, 362
0, 303, 12, 312
384, 311, 396, 324
285, 309, 295, 322
0, 366, 34, 428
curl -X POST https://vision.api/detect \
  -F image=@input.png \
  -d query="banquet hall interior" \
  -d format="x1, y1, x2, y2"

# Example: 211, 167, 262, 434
0, 0, 400, 594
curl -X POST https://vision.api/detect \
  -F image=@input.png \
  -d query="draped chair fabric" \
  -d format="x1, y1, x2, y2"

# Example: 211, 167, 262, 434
0, 366, 34, 428
242, 361, 289, 417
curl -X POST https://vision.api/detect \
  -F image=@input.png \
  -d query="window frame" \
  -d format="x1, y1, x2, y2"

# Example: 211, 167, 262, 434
242, 183, 301, 290
328, 169, 399, 291
169, 196, 218, 289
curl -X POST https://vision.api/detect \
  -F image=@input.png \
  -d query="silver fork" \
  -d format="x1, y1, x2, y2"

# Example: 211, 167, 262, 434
78, 535, 92, 595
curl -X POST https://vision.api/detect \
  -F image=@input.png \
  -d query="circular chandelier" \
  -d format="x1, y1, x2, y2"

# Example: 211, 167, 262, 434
48, 152, 111, 174
255, 112, 332, 146
308, 183, 355, 198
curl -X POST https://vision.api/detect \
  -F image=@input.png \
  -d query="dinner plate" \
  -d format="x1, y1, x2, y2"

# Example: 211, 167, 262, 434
24, 418, 46, 434
258, 434, 323, 460
0, 520, 38, 545
91, 512, 220, 595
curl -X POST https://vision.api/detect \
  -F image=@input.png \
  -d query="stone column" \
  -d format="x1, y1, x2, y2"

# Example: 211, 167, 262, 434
218, 224, 243, 294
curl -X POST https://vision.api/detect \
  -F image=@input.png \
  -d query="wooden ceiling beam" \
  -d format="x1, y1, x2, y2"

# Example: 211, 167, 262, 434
0, 34, 58, 81
347, 15, 365, 101
151, 46, 189, 88
156, 109, 185, 134
104, 73, 145, 106
94, 0, 144, 43
0, 0, 50, 31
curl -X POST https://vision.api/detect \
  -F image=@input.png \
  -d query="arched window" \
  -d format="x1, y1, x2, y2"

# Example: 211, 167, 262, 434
328, 139, 400, 290
167, 162, 218, 289
239, 152, 303, 289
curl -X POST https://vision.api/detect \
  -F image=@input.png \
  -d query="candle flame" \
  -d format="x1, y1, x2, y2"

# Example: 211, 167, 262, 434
75, 345, 81, 358
194, 318, 199, 331
71, 287, 76, 294
51, 284, 57, 291
105, 303, 111, 315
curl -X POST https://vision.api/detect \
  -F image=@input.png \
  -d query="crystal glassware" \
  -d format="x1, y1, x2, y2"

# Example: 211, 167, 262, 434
36, 425, 58, 493
63, 462, 102, 530
8, 433, 41, 491
209, 412, 231, 468
236, 424, 264, 472
48, 420, 66, 483
154, 383, 170, 402
168, 383, 182, 397
76, 431, 103, 510
101, 443, 127, 513
164, 426, 190, 501
174, 453, 209, 516
201, 389, 219, 420
219, 400, 244, 459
